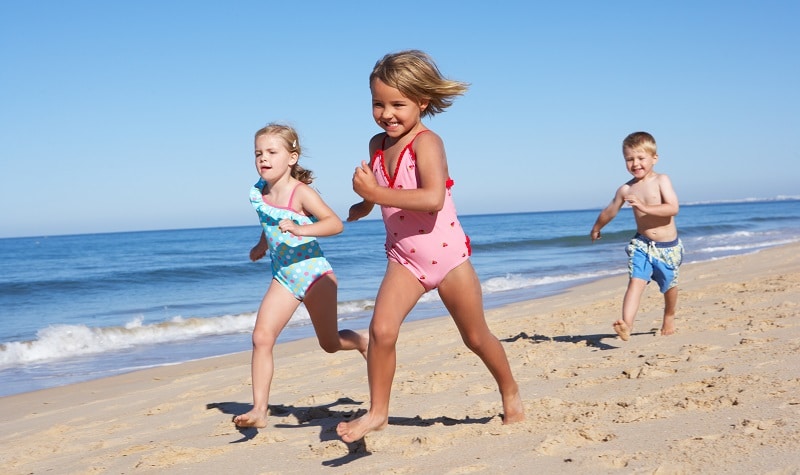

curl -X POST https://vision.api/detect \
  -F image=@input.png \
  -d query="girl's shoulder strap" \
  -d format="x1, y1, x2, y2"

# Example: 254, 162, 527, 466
286, 182, 305, 213
406, 129, 432, 159
409, 129, 431, 145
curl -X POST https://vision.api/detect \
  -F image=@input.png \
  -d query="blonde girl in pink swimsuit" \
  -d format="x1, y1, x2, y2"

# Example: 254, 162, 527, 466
337, 50, 525, 443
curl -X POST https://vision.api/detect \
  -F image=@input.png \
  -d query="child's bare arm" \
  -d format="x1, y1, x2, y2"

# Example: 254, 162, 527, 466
250, 231, 268, 261
348, 200, 375, 222
591, 186, 627, 241
279, 184, 344, 238
348, 135, 381, 222
353, 132, 448, 212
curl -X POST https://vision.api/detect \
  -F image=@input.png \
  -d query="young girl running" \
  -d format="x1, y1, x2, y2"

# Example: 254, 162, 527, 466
336, 50, 525, 442
234, 123, 367, 428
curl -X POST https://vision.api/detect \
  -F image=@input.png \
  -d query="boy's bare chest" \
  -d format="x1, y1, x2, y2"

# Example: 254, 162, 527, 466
629, 181, 662, 205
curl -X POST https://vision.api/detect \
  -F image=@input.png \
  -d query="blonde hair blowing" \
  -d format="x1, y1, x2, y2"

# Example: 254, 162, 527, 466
622, 131, 657, 156
370, 50, 469, 118
254, 123, 314, 184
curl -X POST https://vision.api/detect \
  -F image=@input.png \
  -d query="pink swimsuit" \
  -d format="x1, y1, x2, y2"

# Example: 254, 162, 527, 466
371, 131, 471, 291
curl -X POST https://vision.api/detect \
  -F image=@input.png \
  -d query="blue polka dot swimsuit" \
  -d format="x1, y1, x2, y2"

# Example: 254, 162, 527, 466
250, 179, 333, 300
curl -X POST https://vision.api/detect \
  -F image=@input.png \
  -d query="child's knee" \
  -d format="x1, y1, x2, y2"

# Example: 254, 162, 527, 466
252, 329, 278, 348
370, 323, 400, 348
461, 331, 492, 354
318, 340, 340, 353
315, 333, 342, 353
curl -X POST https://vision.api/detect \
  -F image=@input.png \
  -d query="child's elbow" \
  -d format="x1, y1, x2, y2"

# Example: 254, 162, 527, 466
427, 198, 445, 213
427, 190, 446, 212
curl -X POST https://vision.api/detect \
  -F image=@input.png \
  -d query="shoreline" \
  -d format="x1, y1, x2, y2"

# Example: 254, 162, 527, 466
0, 249, 760, 399
2, 242, 799, 473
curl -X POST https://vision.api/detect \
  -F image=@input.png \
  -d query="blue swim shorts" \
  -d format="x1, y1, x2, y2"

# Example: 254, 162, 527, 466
626, 233, 684, 293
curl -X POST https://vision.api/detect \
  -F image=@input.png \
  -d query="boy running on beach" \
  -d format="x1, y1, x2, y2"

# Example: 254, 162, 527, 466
590, 131, 683, 341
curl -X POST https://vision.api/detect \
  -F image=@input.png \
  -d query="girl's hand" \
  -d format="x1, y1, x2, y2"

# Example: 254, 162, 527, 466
278, 218, 301, 236
348, 200, 373, 222
624, 194, 642, 209
352, 161, 378, 201
250, 242, 267, 261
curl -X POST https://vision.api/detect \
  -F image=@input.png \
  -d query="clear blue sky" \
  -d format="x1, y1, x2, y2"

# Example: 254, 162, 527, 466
2, 1, 798, 238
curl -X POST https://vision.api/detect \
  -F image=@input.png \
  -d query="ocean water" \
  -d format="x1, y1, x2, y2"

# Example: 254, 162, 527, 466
1, 199, 799, 397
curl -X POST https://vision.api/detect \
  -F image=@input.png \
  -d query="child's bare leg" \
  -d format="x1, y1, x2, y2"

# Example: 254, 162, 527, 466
615, 278, 647, 341
337, 262, 423, 442
234, 281, 298, 428
660, 286, 678, 336
439, 261, 525, 424
304, 274, 369, 357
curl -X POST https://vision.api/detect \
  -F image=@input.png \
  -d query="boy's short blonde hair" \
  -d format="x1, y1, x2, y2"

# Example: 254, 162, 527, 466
622, 131, 657, 156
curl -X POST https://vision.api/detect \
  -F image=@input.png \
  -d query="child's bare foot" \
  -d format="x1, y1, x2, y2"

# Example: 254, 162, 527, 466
233, 410, 268, 428
613, 320, 631, 341
336, 411, 387, 442
660, 315, 676, 336
502, 390, 525, 424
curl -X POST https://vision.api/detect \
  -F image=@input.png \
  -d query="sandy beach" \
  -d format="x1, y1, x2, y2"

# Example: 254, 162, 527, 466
2, 242, 799, 474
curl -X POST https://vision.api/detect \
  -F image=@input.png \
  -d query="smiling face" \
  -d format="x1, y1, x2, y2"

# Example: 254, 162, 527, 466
370, 78, 428, 139
623, 146, 658, 181
254, 133, 298, 184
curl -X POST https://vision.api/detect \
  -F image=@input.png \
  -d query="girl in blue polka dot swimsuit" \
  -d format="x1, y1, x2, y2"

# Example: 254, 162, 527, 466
234, 123, 368, 429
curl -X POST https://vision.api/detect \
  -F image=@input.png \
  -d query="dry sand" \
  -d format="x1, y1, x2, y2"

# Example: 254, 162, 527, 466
2, 243, 799, 474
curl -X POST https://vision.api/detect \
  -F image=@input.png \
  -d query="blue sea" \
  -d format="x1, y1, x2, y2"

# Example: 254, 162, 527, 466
2, 199, 799, 397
